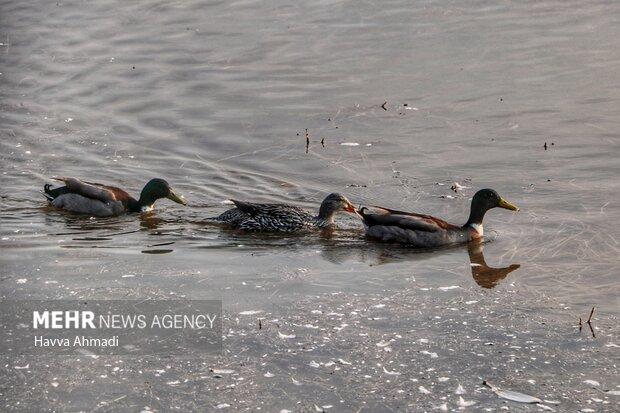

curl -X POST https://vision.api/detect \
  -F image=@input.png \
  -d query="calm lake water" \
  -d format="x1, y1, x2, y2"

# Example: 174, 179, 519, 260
1, 0, 619, 410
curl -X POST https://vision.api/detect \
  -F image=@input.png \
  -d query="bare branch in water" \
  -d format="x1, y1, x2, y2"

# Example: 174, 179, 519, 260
587, 306, 595, 324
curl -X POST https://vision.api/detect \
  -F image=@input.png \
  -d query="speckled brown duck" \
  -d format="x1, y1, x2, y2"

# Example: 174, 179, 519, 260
214, 193, 358, 232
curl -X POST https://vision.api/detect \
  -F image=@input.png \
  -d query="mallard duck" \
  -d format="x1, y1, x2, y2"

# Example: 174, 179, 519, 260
359, 188, 518, 247
214, 193, 358, 232
43, 177, 187, 217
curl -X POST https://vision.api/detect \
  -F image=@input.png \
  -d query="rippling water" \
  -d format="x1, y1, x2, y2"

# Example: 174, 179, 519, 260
1, 0, 619, 409
2, 0, 618, 312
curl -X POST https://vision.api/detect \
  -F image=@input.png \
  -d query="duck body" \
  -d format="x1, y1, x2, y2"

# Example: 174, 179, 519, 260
43, 177, 186, 217
217, 200, 322, 232
360, 189, 518, 247
215, 193, 358, 233
361, 207, 474, 247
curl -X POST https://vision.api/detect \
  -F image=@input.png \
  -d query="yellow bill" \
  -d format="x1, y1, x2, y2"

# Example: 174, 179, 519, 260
167, 189, 187, 205
498, 197, 519, 211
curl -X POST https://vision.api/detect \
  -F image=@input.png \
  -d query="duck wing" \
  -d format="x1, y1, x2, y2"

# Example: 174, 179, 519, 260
52, 177, 133, 203
360, 206, 458, 232
230, 200, 306, 217
50, 194, 125, 217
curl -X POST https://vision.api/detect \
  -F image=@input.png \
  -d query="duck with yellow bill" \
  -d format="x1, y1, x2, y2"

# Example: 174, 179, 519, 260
359, 189, 519, 247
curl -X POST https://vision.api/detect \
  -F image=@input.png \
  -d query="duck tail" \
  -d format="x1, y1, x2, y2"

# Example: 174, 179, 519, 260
42, 184, 55, 202
356, 206, 375, 226
42, 183, 70, 202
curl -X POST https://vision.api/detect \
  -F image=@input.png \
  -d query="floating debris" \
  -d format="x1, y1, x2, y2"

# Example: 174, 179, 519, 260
583, 379, 600, 387
439, 286, 460, 291
455, 384, 466, 394
263, 372, 274, 378
381, 101, 387, 110
420, 350, 438, 358
451, 182, 464, 192
457, 396, 476, 407
340, 142, 360, 146
278, 331, 296, 339
383, 367, 401, 375
76, 349, 99, 359
239, 310, 262, 315
418, 386, 431, 394
211, 369, 235, 375
483, 381, 542, 404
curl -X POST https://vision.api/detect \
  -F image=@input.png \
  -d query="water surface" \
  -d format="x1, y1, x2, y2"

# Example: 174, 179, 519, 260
1, 0, 619, 410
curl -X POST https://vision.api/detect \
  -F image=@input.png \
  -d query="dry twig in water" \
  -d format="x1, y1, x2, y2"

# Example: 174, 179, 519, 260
587, 306, 595, 323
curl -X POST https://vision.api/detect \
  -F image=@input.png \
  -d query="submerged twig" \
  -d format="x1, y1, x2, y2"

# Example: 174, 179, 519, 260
587, 306, 595, 323
305, 128, 309, 154
587, 306, 596, 338
578, 307, 596, 338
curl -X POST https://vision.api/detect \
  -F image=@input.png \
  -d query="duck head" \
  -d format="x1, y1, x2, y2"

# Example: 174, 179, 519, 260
317, 193, 358, 223
138, 178, 187, 211
465, 188, 518, 227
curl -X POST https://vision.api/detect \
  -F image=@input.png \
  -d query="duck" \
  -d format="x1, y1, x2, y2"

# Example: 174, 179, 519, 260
359, 188, 518, 247
214, 193, 358, 232
43, 177, 187, 217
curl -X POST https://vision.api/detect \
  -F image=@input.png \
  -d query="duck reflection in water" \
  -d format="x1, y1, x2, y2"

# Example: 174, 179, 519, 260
467, 241, 520, 288
139, 214, 165, 231
319, 239, 520, 289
